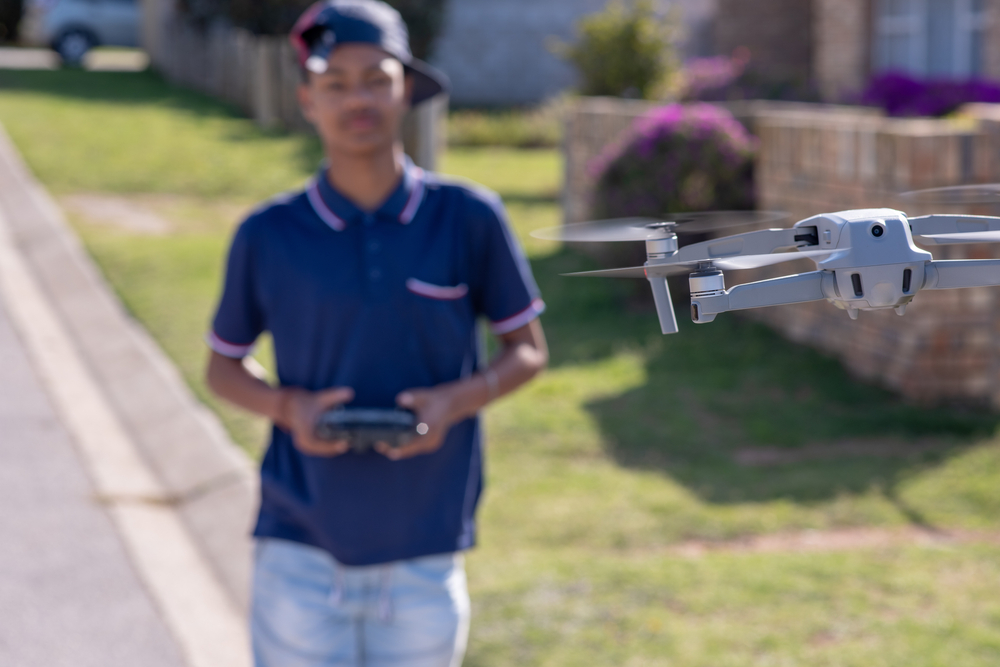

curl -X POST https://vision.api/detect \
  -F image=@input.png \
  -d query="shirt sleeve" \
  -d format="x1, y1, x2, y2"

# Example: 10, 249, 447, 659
470, 194, 545, 335
206, 221, 265, 358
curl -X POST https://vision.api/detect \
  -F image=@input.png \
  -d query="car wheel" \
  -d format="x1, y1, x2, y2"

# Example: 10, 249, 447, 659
55, 30, 96, 66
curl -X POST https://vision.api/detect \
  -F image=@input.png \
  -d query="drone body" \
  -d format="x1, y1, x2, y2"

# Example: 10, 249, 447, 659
535, 208, 1000, 335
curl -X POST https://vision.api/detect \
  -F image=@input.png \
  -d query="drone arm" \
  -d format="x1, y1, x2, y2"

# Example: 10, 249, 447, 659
923, 259, 1000, 289
691, 271, 830, 322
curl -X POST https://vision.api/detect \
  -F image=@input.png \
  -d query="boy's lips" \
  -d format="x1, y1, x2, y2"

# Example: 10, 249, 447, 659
343, 111, 381, 132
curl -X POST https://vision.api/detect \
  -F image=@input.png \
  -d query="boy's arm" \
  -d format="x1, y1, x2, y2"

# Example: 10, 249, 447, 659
206, 352, 354, 456
377, 318, 548, 460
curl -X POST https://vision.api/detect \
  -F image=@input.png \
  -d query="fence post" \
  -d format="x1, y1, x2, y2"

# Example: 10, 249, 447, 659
253, 36, 281, 130
402, 94, 448, 171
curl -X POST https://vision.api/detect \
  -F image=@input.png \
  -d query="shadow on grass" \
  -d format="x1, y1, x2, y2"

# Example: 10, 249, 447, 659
531, 248, 999, 520
0, 67, 325, 172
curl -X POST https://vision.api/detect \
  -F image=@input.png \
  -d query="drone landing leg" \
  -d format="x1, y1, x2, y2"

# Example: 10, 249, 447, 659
647, 275, 679, 334
691, 271, 829, 322
924, 260, 1000, 290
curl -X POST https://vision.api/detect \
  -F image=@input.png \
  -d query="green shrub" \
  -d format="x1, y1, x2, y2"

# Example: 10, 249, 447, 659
590, 103, 756, 219
556, 0, 679, 100
448, 98, 568, 149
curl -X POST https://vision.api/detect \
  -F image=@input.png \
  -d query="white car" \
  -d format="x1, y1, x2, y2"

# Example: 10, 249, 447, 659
21, 0, 140, 65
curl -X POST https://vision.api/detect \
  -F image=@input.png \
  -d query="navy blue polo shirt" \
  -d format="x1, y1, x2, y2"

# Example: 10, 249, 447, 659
208, 159, 544, 566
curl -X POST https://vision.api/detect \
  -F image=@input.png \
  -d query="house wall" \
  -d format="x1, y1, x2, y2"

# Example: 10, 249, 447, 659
813, 0, 871, 101
430, 0, 717, 107
713, 0, 813, 81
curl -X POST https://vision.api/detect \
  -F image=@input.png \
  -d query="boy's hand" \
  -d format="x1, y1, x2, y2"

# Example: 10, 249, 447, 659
376, 387, 458, 460
281, 387, 355, 457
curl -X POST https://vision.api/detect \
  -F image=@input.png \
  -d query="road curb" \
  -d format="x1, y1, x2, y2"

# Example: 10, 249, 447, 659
0, 122, 257, 616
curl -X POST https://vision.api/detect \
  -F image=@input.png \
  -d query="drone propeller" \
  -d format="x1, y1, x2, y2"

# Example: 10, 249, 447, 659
563, 248, 836, 279
909, 214, 1000, 244
917, 231, 1000, 244
900, 184, 1000, 206
532, 211, 788, 243
563, 266, 666, 279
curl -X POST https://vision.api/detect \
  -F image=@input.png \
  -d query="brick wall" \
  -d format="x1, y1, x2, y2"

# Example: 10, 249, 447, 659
562, 97, 1000, 407
751, 105, 1000, 407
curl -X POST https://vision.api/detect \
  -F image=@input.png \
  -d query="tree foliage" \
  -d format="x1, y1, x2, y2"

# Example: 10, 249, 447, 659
558, 0, 679, 100
0, 0, 23, 43
178, 0, 448, 59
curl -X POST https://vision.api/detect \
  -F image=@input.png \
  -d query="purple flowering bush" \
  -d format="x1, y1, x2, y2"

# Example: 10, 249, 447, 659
861, 71, 1000, 117
590, 103, 756, 221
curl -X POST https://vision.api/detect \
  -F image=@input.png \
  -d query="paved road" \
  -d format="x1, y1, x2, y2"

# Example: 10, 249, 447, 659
0, 297, 186, 667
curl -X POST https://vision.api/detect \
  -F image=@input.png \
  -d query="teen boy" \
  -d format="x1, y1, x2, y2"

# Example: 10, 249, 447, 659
204, 1, 548, 665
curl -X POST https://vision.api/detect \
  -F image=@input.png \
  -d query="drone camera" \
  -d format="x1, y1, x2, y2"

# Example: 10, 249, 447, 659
793, 226, 819, 246
870, 223, 885, 238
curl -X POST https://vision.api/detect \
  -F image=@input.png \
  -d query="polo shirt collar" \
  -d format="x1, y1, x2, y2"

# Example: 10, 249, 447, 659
306, 157, 426, 232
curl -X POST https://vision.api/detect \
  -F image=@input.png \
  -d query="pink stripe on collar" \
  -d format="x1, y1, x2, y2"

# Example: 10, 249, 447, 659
400, 168, 426, 224
306, 179, 346, 232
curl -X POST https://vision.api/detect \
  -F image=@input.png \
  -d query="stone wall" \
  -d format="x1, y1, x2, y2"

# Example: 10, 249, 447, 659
562, 96, 1000, 407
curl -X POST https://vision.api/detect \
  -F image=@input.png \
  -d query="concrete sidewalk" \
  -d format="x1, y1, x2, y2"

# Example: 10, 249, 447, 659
0, 289, 186, 667
0, 121, 254, 665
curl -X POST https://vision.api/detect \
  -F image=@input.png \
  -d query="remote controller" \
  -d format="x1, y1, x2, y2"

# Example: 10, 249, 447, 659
314, 407, 423, 452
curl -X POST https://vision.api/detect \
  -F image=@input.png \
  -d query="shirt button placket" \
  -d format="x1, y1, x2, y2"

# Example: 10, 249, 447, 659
363, 214, 385, 297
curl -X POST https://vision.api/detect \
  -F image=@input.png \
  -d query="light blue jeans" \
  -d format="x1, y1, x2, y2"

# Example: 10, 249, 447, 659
251, 538, 470, 667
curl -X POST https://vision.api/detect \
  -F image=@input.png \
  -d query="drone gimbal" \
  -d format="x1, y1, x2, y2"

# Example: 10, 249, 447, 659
534, 209, 1000, 335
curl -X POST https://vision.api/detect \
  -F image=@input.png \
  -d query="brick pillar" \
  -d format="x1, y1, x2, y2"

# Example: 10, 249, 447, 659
814, 0, 871, 101
982, 0, 1000, 80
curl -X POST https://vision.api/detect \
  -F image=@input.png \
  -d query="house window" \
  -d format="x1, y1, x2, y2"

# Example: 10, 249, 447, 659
874, 0, 986, 78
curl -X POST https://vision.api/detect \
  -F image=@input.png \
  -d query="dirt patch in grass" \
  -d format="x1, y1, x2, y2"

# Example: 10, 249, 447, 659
734, 438, 956, 467
668, 526, 1000, 557
60, 192, 253, 236
62, 193, 172, 234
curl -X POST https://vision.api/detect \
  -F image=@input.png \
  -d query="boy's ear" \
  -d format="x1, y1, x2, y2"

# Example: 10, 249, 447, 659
297, 82, 316, 124
404, 72, 415, 106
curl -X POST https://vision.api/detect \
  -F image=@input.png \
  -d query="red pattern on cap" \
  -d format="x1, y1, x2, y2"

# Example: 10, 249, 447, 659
290, 1, 328, 67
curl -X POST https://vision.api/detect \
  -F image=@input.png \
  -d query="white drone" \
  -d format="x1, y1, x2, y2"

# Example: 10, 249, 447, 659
533, 195, 1000, 335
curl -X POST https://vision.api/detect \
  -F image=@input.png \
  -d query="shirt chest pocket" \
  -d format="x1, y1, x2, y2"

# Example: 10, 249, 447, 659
406, 278, 469, 301
404, 277, 474, 354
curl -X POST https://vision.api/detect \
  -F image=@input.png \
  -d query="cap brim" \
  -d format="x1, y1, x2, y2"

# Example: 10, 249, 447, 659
405, 58, 449, 105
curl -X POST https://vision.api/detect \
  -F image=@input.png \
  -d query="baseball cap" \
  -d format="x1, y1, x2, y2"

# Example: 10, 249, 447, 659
290, 0, 450, 105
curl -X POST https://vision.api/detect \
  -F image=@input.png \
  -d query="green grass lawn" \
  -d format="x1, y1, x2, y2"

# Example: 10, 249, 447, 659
3, 67, 1000, 665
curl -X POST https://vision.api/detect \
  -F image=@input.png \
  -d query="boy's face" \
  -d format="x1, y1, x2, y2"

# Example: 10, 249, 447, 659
298, 43, 413, 157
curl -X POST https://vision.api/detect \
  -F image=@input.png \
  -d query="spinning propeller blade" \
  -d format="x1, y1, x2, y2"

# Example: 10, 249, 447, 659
563, 266, 666, 279
917, 231, 1000, 244
532, 211, 788, 242
900, 184, 1000, 205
